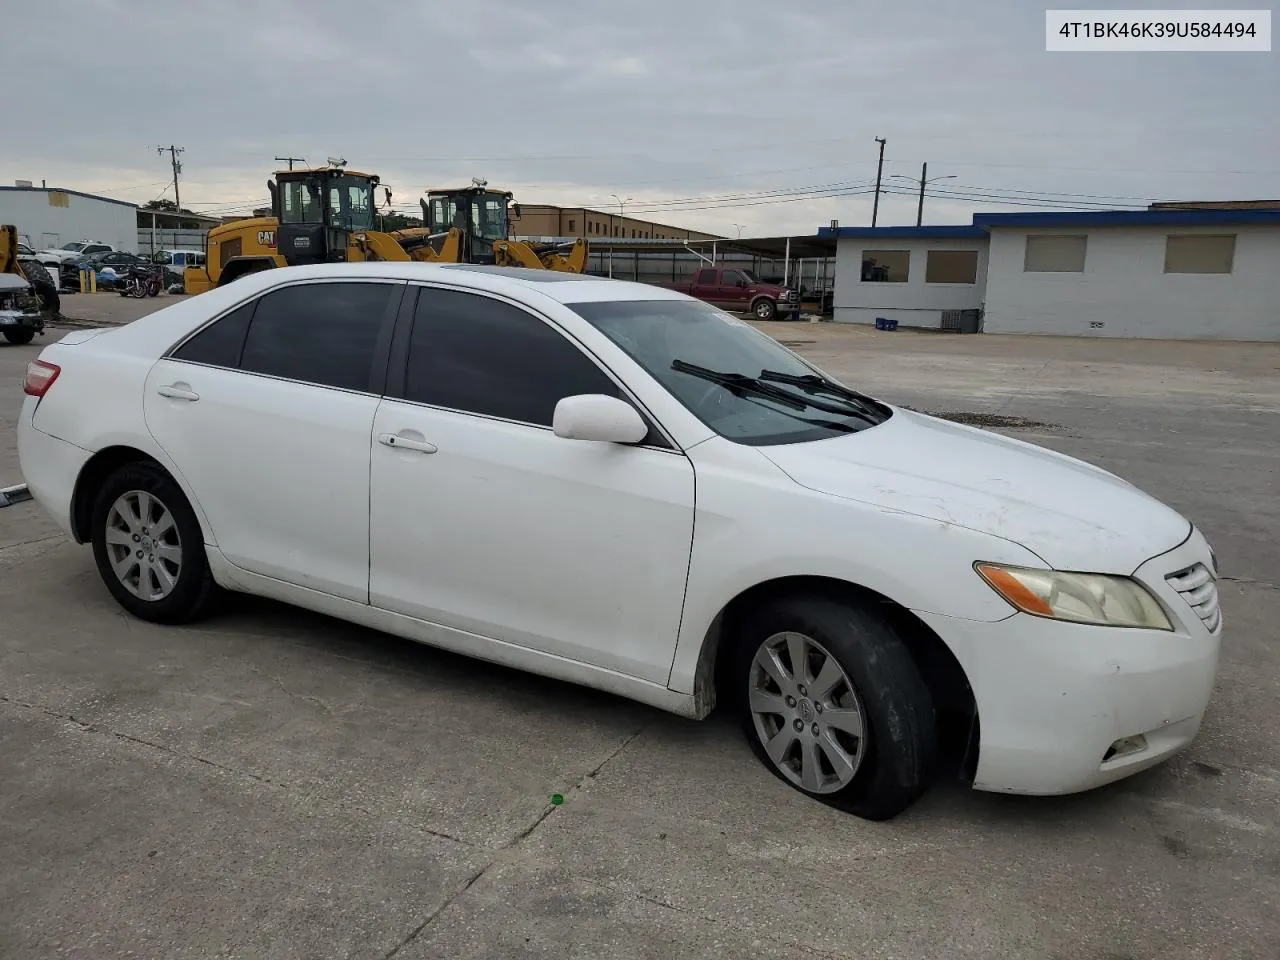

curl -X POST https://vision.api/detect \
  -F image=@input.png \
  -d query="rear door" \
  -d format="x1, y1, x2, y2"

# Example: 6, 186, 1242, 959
144, 279, 403, 601
691, 267, 720, 306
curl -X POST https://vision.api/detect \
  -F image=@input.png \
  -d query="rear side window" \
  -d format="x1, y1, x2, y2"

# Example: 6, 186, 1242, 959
696, 269, 717, 285
172, 302, 255, 368
239, 282, 396, 391
404, 288, 618, 426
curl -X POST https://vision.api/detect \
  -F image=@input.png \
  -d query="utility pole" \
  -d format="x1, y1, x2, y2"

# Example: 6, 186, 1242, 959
916, 161, 927, 227
275, 156, 306, 171
871, 137, 886, 227
157, 145, 184, 210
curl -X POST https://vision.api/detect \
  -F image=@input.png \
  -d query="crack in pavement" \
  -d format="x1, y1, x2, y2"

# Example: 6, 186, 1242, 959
380, 724, 650, 958
1220, 575, 1279, 591
0, 693, 470, 847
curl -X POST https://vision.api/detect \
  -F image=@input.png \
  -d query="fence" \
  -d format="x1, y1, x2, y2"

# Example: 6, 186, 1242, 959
584, 248, 834, 298
135, 228, 208, 256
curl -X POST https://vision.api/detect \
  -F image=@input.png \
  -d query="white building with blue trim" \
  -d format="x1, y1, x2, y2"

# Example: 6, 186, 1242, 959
819, 209, 1280, 341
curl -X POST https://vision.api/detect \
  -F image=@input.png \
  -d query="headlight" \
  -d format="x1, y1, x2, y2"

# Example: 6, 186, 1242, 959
975, 563, 1172, 630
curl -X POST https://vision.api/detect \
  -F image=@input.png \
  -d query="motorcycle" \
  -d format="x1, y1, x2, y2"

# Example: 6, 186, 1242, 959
119, 265, 163, 299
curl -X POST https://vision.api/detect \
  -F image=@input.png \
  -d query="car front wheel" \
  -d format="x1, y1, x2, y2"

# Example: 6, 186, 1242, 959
730, 594, 936, 820
90, 461, 219, 624
753, 298, 777, 320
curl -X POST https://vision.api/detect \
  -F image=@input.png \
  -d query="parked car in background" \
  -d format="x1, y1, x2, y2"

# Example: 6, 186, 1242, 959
16, 241, 37, 258
152, 249, 207, 288
17, 263, 1223, 821
36, 240, 115, 270
661, 266, 798, 320
60, 251, 150, 291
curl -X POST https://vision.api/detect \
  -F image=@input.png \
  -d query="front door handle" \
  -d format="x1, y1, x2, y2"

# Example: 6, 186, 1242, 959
157, 383, 199, 401
377, 432, 437, 454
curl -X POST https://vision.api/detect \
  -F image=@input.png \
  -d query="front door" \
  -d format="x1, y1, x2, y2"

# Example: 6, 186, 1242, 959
144, 279, 402, 601
716, 269, 750, 310
368, 285, 696, 683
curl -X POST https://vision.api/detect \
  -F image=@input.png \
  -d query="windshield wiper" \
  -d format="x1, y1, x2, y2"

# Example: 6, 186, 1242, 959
672, 360, 808, 410
672, 360, 878, 421
758, 369, 885, 422
671, 361, 857, 433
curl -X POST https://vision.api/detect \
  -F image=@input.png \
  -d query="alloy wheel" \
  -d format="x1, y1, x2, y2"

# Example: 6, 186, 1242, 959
104, 490, 183, 601
748, 631, 868, 794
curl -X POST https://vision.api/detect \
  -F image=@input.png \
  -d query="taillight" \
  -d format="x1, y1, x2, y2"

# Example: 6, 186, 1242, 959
24, 360, 60, 397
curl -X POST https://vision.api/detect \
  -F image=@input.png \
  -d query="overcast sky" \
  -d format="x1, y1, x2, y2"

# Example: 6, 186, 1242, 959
8, 0, 1277, 237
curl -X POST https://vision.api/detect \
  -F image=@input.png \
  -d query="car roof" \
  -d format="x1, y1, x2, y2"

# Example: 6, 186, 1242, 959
224, 262, 692, 306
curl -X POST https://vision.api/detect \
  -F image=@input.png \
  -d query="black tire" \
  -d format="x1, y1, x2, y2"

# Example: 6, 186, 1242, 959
2, 328, 36, 345
752, 298, 777, 321
729, 593, 936, 821
19, 260, 60, 315
90, 461, 220, 624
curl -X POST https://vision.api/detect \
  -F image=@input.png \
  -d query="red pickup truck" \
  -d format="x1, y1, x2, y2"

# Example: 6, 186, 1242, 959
662, 266, 798, 320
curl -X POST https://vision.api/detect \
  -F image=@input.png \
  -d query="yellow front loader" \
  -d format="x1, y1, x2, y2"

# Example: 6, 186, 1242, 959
183, 164, 465, 294
184, 166, 589, 294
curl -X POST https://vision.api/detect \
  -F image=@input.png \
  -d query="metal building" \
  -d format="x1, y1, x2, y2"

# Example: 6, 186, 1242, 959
0, 183, 138, 253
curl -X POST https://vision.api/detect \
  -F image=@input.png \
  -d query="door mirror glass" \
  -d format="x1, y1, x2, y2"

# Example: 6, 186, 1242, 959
553, 394, 648, 444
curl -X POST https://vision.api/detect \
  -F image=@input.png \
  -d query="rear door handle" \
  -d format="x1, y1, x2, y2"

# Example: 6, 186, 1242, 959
377, 432, 437, 454
157, 383, 199, 401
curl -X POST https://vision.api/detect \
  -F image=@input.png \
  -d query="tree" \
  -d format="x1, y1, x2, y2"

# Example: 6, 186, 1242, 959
143, 199, 190, 214
379, 211, 422, 232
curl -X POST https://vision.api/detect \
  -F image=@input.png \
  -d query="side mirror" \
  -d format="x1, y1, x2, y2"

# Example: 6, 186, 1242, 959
511, 202, 522, 219
553, 395, 648, 444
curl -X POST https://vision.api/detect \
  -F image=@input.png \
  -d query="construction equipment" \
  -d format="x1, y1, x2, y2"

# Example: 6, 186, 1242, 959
184, 165, 587, 294
0, 225, 55, 344
421, 179, 589, 273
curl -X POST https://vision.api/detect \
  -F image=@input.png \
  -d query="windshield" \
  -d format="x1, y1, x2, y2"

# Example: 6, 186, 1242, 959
60, 242, 88, 252
569, 299, 890, 445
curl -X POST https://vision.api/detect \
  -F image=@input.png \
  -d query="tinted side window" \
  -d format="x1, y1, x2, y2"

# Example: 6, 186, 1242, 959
240, 282, 394, 391
696, 269, 717, 285
405, 289, 618, 426
172, 302, 254, 368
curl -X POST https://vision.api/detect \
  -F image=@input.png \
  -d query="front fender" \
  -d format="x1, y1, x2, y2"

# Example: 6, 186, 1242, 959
665, 437, 1037, 694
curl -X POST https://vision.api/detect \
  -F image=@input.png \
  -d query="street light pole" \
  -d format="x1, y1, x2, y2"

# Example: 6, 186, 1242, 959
609, 193, 632, 279
889, 165, 956, 226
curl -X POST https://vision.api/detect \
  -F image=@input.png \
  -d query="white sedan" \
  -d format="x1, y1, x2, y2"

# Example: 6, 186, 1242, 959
16, 263, 1222, 820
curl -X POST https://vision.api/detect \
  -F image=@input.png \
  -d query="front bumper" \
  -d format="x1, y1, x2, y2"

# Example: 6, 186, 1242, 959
917, 529, 1222, 795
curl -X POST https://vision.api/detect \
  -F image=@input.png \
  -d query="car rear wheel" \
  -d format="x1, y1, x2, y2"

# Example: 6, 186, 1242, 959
90, 462, 220, 624
730, 594, 936, 820
2, 329, 36, 345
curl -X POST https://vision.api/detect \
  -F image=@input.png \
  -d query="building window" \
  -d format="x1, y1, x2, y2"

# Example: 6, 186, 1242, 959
860, 250, 910, 283
925, 250, 979, 284
1164, 234, 1235, 274
567, 218, 576, 232
1023, 235, 1087, 272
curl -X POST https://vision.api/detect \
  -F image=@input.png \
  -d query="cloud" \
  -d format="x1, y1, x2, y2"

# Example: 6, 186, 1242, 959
3, 0, 1277, 239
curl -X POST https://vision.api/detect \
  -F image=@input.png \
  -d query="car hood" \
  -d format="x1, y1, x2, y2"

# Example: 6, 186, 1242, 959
758, 408, 1190, 574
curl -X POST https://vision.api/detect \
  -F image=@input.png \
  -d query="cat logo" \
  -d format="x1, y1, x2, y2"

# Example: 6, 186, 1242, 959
257, 230, 276, 247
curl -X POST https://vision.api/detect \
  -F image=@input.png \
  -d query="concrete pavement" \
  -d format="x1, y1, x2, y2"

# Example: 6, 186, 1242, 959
2, 321, 1278, 959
